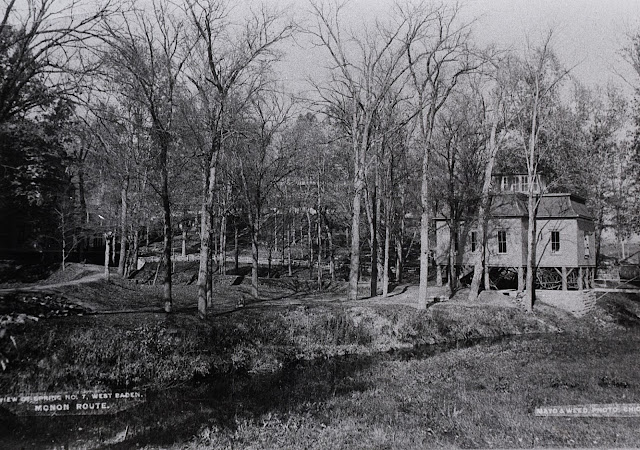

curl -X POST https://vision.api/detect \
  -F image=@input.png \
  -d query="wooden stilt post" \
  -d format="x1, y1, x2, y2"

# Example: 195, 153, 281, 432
590, 267, 595, 288
578, 267, 583, 290
436, 265, 443, 287
561, 266, 567, 291
518, 266, 524, 291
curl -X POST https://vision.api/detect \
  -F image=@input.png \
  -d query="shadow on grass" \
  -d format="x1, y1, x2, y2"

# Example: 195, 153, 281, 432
1, 353, 376, 449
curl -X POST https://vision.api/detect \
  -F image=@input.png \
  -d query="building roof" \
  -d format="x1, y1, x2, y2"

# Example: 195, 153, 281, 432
434, 192, 594, 221
490, 193, 593, 220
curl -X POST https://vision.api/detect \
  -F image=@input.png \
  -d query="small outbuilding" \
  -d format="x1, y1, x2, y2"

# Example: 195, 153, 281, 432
435, 187, 596, 291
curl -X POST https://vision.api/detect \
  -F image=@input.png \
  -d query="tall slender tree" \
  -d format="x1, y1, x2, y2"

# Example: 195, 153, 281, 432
402, 2, 479, 307
185, 0, 293, 317
100, 0, 191, 312
307, 0, 415, 300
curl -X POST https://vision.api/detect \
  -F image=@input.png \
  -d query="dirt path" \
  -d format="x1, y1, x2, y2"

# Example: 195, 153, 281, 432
0, 267, 106, 295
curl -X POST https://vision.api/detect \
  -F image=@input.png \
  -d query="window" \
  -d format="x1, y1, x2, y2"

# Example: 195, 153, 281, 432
498, 230, 507, 254
584, 233, 591, 259
551, 231, 560, 253
520, 176, 529, 193
471, 231, 477, 252
501, 177, 509, 191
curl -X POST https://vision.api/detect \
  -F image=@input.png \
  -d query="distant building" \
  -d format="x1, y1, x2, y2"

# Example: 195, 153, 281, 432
493, 173, 546, 194
434, 174, 596, 291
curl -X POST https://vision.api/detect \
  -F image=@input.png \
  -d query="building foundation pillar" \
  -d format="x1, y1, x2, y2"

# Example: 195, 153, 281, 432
578, 267, 584, 290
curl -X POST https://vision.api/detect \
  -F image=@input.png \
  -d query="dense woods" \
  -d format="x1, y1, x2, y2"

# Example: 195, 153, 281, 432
1, 0, 639, 313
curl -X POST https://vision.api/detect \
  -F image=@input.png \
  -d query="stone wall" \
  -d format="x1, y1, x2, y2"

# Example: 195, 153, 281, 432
535, 290, 596, 318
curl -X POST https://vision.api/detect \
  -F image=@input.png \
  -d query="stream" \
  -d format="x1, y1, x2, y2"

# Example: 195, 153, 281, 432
2, 334, 525, 449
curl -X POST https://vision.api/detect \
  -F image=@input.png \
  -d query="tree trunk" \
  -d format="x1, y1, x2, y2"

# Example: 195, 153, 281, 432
348, 103, 370, 301
273, 214, 278, 263
78, 169, 89, 224
525, 192, 536, 312
212, 215, 219, 271
349, 151, 365, 301
130, 228, 139, 276
111, 233, 116, 265
349, 186, 362, 301
234, 223, 239, 271
396, 185, 405, 283
77, 168, 88, 260
220, 213, 227, 275
469, 123, 498, 301
197, 139, 220, 317
251, 222, 259, 299
448, 219, 458, 293
382, 208, 391, 297
287, 223, 293, 276
317, 210, 322, 289
418, 146, 431, 309
524, 94, 540, 313
281, 212, 286, 268
161, 187, 172, 313
594, 206, 604, 270
197, 171, 211, 318
376, 167, 384, 290
118, 176, 129, 277
307, 210, 313, 280
60, 210, 66, 271
395, 237, 403, 283
291, 215, 296, 244
370, 179, 378, 297
207, 223, 214, 306
104, 233, 111, 281
197, 204, 210, 317
326, 225, 335, 282
158, 130, 173, 313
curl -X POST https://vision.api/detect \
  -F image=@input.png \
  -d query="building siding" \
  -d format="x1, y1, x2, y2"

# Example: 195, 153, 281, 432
435, 215, 595, 269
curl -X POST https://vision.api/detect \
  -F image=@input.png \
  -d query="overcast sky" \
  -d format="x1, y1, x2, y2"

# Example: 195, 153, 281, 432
275, 0, 640, 94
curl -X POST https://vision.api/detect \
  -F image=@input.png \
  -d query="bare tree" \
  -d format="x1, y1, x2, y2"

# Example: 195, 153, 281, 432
432, 87, 485, 294
401, 2, 479, 307
467, 65, 515, 301
184, 0, 293, 317
510, 33, 570, 311
306, 0, 414, 300
100, 0, 191, 312
86, 99, 152, 278
0, 0, 116, 122
233, 91, 295, 299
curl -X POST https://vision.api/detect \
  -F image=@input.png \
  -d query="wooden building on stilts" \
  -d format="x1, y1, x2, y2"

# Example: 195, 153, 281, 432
434, 174, 596, 292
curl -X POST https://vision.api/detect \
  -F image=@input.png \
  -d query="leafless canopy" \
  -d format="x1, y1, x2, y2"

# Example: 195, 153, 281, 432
0, 0, 117, 121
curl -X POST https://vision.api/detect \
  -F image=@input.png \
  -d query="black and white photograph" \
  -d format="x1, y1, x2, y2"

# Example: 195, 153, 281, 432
1, 0, 639, 448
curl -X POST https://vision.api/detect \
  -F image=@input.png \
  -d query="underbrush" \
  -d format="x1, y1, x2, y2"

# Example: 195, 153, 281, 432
2, 296, 639, 449
0, 302, 561, 394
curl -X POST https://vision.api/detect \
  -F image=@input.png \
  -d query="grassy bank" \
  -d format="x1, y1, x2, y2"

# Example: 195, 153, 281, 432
1, 277, 639, 448
187, 330, 640, 449
3, 326, 639, 448
2, 298, 565, 393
